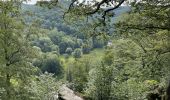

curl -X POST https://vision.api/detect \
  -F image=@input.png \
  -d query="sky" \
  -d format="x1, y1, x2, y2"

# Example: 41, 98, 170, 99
25, 0, 129, 5
24, 0, 35, 4
24, 0, 102, 5
24, 0, 37, 4
24, 0, 50, 4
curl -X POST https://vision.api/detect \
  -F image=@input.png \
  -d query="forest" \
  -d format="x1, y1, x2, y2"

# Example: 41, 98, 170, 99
0, 0, 170, 100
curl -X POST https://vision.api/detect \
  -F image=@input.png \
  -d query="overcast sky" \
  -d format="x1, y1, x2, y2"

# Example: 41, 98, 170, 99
24, 0, 51, 4
25, 0, 129, 5
24, 0, 37, 4
24, 0, 103, 4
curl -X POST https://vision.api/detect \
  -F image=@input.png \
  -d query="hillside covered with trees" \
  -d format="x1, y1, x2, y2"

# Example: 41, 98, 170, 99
0, 0, 170, 100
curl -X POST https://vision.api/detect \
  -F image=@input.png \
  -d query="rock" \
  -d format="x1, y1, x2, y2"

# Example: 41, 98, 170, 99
58, 85, 84, 100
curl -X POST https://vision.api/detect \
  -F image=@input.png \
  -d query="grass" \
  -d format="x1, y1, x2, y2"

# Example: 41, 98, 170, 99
60, 48, 105, 70
82, 48, 104, 59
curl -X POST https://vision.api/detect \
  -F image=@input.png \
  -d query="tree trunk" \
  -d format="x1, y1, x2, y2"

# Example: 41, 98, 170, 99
6, 74, 11, 100
167, 81, 170, 100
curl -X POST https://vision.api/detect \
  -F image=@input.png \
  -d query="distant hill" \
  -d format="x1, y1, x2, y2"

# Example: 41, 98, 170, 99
22, 3, 130, 36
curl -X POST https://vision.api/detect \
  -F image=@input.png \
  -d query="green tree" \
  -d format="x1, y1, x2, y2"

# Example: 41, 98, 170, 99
75, 39, 83, 48
115, 0, 170, 97
48, 28, 64, 45
33, 37, 53, 52
93, 36, 105, 48
66, 57, 91, 92
25, 72, 61, 100
65, 47, 73, 55
0, 1, 37, 100
111, 0, 170, 99
82, 39, 93, 54
33, 53, 63, 76
86, 39, 152, 100
72, 48, 82, 58
59, 37, 75, 54
85, 62, 116, 100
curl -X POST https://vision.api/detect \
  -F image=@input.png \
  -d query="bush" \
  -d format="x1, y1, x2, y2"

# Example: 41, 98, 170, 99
63, 53, 69, 59
93, 36, 105, 48
32, 37, 53, 52
72, 48, 82, 58
65, 47, 73, 55
33, 53, 63, 76
82, 44, 91, 54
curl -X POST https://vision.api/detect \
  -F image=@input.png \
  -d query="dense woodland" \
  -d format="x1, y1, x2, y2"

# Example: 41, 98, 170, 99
0, 0, 170, 100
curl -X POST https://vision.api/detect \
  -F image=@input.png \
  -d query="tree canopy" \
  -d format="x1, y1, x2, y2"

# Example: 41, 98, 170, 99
0, 0, 170, 100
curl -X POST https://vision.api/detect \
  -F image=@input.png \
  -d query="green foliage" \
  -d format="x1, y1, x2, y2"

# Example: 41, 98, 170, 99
72, 48, 82, 58
82, 44, 91, 54
32, 37, 54, 52
58, 36, 75, 54
84, 36, 169, 99
113, 78, 148, 100
65, 47, 73, 55
85, 63, 116, 100
112, 1, 170, 98
0, 0, 169, 99
48, 28, 65, 45
25, 72, 61, 100
33, 53, 63, 76
93, 36, 105, 48
82, 39, 93, 54
65, 58, 92, 92
75, 39, 83, 48
0, 1, 38, 100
